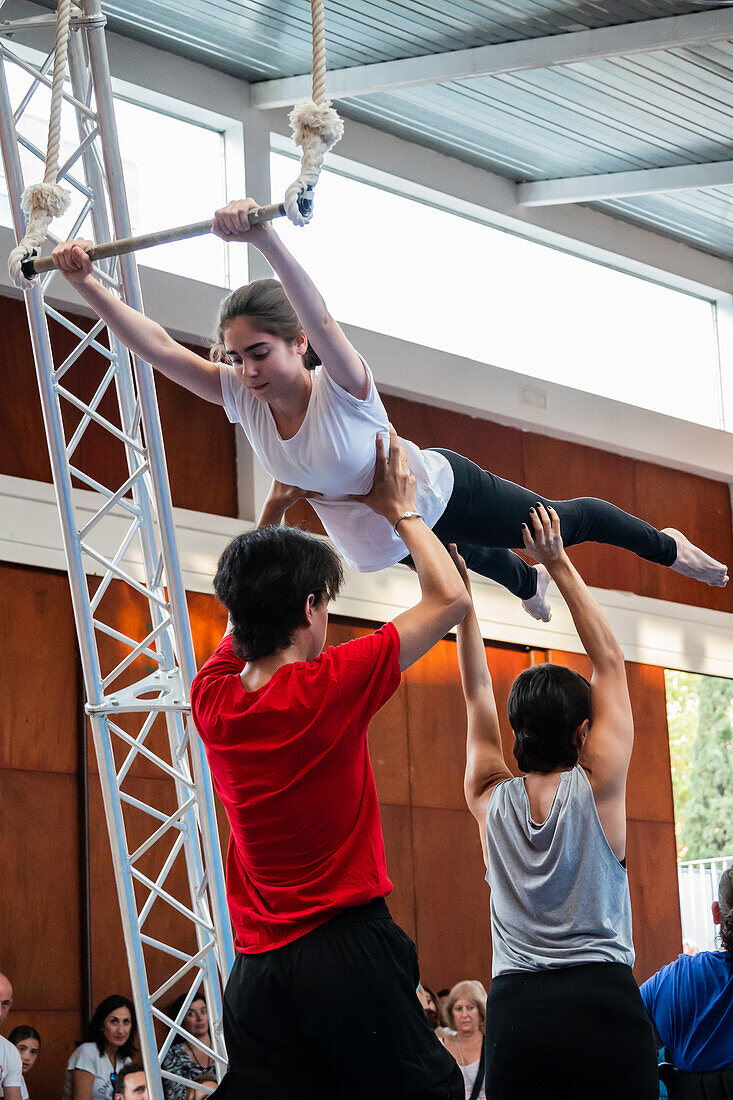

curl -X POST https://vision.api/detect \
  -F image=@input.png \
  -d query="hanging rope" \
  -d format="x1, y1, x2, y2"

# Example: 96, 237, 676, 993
283, 0, 344, 228
8, 0, 78, 288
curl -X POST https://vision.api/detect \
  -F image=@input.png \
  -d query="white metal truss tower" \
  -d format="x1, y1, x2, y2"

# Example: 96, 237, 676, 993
0, 3, 235, 1097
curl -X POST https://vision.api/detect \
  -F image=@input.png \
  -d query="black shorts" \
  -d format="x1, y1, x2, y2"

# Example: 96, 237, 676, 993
213, 898, 463, 1100
483, 961, 659, 1100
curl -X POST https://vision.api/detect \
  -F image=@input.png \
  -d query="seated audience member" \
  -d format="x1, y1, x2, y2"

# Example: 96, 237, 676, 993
452, 509, 659, 1099
112, 1064, 148, 1100
641, 866, 733, 1072
191, 429, 469, 1098
441, 982, 487, 1100
0, 974, 22, 1100
64, 996, 137, 1100
417, 985, 440, 1031
8, 1027, 40, 1100
161, 994, 214, 1100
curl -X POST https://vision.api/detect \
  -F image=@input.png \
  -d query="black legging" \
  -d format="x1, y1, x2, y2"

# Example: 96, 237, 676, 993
407, 449, 677, 600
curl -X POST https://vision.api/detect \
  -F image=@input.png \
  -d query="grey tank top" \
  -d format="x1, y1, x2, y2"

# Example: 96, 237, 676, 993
485, 765, 634, 977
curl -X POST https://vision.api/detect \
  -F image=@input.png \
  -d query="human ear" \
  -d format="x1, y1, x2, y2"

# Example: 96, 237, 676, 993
712, 900, 721, 925
574, 718, 590, 749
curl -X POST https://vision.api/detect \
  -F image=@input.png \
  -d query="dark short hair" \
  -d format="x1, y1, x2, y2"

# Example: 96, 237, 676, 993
113, 1062, 145, 1099
82, 995, 137, 1059
8, 1026, 40, 1047
214, 526, 344, 660
508, 663, 591, 773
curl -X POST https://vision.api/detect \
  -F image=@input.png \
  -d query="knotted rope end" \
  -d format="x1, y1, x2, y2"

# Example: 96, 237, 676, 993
288, 100, 344, 152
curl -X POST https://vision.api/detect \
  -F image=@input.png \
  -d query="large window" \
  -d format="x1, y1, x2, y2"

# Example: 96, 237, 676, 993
665, 669, 733, 951
271, 152, 724, 430
1, 60, 231, 285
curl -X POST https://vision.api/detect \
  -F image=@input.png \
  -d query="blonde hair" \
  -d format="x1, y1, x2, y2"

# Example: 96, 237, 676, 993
210, 278, 320, 370
445, 980, 488, 1034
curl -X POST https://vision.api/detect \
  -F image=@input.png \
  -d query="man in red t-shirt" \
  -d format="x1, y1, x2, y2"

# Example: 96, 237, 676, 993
192, 429, 469, 1099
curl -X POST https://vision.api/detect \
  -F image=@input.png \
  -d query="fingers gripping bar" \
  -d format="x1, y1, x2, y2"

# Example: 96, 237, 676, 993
20, 197, 310, 280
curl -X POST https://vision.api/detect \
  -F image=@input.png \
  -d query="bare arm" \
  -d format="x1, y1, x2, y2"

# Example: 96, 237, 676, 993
523, 505, 632, 859
257, 480, 322, 527
4, 1087, 21, 1100
451, 547, 513, 858
212, 200, 369, 399
70, 1070, 94, 1100
351, 429, 471, 671
52, 240, 223, 404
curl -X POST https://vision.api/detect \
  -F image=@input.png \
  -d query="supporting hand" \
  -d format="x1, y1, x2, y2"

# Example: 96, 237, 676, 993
349, 426, 417, 526
521, 503, 565, 568
258, 480, 323, 528
448, 543, 471, 592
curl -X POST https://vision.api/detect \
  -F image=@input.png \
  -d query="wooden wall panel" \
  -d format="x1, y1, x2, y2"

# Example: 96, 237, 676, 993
2, 1008, 82, 1100
625, 663, 676, 824
0, 296, 52, 483
87, 778, 198, 1008
634, 461, 733, 613
0, 295, 238, 517
0, 565, 78, 774
404, 640, 469, 811
383, 394, 526, 485
156, 365, 238, 518
0, 770, 82, 1006
626, 819, 682, 983
412, 807, 491, 993
522, 434, 641, 595
380, 803, 417, 944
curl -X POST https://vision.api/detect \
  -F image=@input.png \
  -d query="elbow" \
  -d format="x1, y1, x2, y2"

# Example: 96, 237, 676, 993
597, 643, 625, 673
445, 586, 472, 626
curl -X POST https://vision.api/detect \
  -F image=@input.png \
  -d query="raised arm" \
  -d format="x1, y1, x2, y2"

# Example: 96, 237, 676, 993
451, 547, 513, 860
523, 504, 633, 859
351, 428, 471, 671
212, 199, 369, 399
52, 239, 224, 404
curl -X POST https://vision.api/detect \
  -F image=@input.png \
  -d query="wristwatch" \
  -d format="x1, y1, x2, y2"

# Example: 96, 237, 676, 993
393, 511, 423, 531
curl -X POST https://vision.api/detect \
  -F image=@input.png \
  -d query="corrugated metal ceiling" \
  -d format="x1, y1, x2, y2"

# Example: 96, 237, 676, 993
33, 0, 733, 260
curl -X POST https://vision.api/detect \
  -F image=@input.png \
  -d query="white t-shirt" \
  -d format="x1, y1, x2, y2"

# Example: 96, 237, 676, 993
219, 361, 454, 572
0, 1037, 23, 1094
63, 1043, 130, 1100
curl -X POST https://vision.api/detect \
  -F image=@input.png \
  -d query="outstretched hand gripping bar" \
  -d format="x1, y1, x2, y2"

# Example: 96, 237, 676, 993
20, 198, 301, 280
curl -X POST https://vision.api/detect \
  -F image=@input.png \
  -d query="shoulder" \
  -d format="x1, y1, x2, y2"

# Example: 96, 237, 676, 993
322, 623, 400, 677
640, 954, 688, 1007
191, 635, 244, 707
67, 1043, 100, 1072
0, 1036, 22, 1069
317, 360, 380, 409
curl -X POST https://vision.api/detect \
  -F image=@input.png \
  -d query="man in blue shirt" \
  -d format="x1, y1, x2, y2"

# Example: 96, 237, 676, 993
640, 867, 733, 1072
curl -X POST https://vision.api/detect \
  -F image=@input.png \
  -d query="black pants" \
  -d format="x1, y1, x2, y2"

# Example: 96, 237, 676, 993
214, 898, 464, 1100
483, 962, 659, 1099
410, 449, 677, 599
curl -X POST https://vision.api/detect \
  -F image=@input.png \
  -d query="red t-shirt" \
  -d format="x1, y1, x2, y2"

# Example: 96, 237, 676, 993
190, 622, 401, 953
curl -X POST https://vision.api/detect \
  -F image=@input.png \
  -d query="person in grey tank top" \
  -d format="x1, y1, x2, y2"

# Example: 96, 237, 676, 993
450, 504, 658, 1100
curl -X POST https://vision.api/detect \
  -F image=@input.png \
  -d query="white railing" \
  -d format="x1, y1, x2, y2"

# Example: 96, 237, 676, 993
678, 855, 733, 952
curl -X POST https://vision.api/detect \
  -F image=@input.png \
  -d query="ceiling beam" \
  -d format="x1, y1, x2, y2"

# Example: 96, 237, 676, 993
517, 159, 733, 206
252, 7, 733, 109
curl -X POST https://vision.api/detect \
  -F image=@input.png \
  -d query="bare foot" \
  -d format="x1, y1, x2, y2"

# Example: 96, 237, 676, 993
663, 529, 729, 587
521, 564, 552, 621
